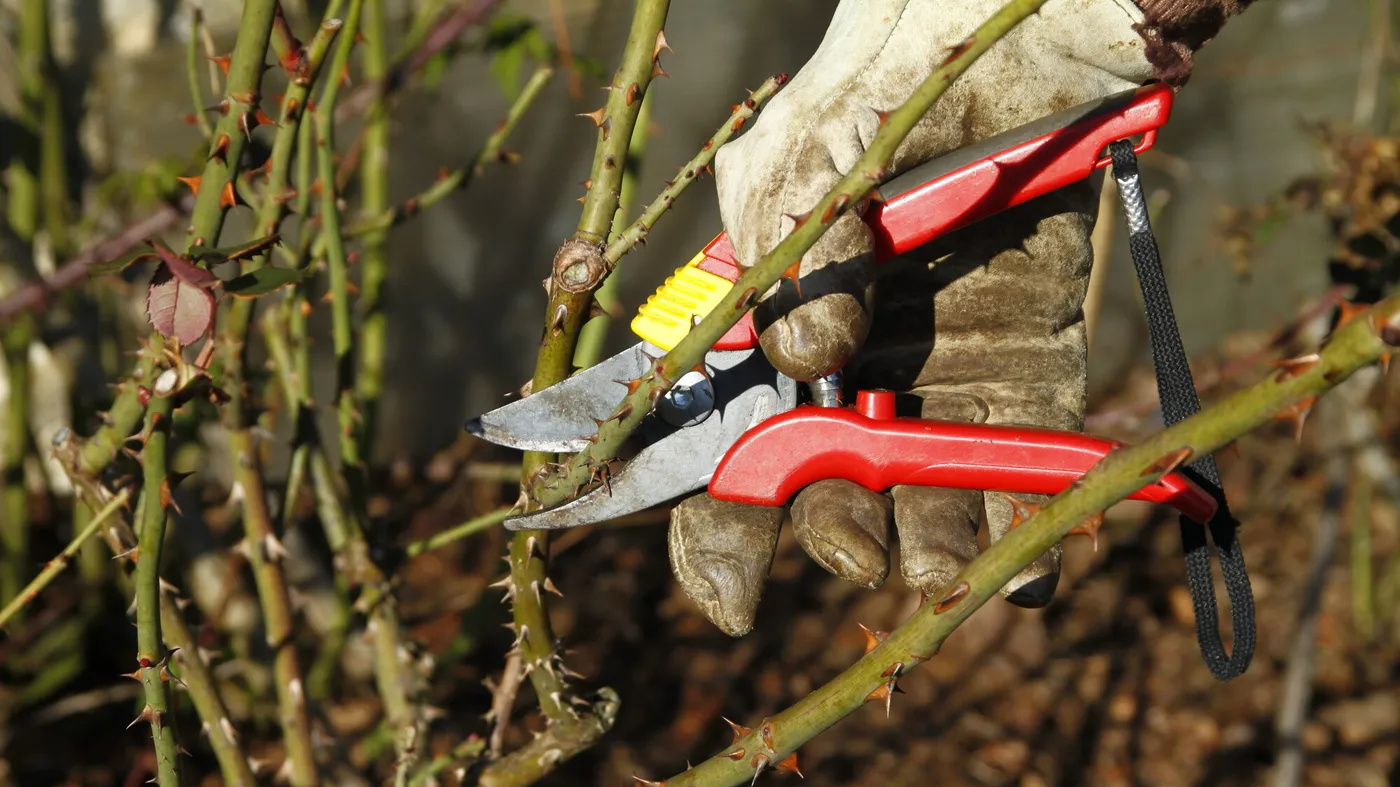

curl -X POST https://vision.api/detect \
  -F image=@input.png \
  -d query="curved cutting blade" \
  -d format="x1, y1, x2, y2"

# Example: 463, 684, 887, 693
502, 350, 798, 530
464, 343, 658, 453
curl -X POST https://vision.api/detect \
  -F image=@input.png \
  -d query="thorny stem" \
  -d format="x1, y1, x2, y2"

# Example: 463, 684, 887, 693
159, 586, 259, 787
409, 736, 486, 787
0, 488, 129, 630
575, 90, 651, 369
74, 0, 280, 483
662, 297, 1400, 787
508, 0, 669, 742
229, 427, 319, 785
134, 394, 181, 787
526, 0, 1047, 511
59, 452, 258, 787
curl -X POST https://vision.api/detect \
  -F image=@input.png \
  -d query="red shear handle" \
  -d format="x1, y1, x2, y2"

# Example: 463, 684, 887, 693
707, 390, 1218, 525
696, 82, 1174, 352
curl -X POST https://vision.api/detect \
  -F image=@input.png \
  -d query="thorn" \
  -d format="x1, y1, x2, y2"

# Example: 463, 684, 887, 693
1067, 513, 1106, 552
864, 681, 896, 717
209, 133, 231, 164
821, 193, 852, 224
1141, 446, 1193, 477
783, 210, 812, 230
723, 716, 752, 744
633, 778, 666, 787
614, 377, 646, 397
750, 754, 770, 786
873, 107, 892, 127
208, 54, 231, 76
127, 704, 160, 729
857, 622, 887, 654
760, 720, 775, 751
1002, 494, 1042, 530
219, 180, 237, 209
625, 82, 642, 106
651, 60, 669, 79
543, 577, 563, 597
653, 30, 672, 59
176, 175, 202, 196
1335, 299, 1369, 329
578, 107, 607, 127
776, 752, 803, 778
524, 535, 541, 560
1272, 353, 1320, 381
487, 575, 513, 590
262, 533, 290, 563
779, 260, 803, 298
1273, 396, 1316, 442
736, 287, 758, 311
607, 403, 634, 424
111, 546, 139, 563
933, 581, 970, 614
551, 303, 569, 336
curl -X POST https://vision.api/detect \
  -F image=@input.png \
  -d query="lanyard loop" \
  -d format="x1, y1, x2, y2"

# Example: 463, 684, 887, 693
1107, 139, 1256, 681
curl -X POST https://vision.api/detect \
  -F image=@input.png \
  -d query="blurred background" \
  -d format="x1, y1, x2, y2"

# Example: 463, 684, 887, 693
1, 0, 1398, 785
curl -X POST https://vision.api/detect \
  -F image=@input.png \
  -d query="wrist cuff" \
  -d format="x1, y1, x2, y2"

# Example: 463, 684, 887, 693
1132, 0, 1258, 85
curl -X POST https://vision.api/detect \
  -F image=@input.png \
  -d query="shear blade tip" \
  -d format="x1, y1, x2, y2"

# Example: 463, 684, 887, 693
463, 416, 485, 437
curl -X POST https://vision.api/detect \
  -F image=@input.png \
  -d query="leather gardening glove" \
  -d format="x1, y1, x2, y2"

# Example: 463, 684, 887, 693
669, 0, 1263, 636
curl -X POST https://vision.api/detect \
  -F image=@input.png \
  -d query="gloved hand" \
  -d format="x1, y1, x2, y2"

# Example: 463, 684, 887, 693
667, 0, 1262, 636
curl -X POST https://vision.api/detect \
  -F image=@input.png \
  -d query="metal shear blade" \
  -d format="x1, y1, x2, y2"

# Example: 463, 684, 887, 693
501, 348, 797, 530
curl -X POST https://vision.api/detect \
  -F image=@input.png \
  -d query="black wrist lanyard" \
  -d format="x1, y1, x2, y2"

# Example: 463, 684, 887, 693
1106, 139, 1256, 681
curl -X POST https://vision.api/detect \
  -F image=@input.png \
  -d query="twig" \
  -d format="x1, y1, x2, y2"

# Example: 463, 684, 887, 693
133, 393, 181, 787
0, 203, 186, 325
334, 0, 505, 122
405, 507, 511, 557
524, 0, 1044, 511
660, 294, 1400, 787
601, 72, 787, 271
408, 737, 487, 787
340, 65, 554, 239
1272, 396, 1349, 787
487, 647, 524, 757
0, 488, 129, 630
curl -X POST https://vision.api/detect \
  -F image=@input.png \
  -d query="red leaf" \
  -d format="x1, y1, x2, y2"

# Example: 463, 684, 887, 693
146, 264, 215, 344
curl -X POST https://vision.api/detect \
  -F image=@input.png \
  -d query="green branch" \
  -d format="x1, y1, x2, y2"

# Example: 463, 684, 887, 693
133, 393, 180, 787
525, 0, 1048, 511
662, 294, 1400, 787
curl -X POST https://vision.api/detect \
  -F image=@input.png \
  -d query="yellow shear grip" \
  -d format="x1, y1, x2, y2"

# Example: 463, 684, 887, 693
630, 251, 734, 352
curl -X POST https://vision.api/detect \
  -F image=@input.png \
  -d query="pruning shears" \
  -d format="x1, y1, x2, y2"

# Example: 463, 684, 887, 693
467, 82, 1218, 531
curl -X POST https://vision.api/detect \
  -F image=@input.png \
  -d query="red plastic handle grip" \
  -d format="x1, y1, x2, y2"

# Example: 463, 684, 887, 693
707, 391, 1218, 525
696, 83, 1174, 352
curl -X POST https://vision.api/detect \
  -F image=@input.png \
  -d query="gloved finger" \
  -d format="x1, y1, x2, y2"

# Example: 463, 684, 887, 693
891, 484, 982, 594
751, 210, 876, 382
667, 492, 784, 637
984, 490, 1060, 608
789, 478, 893, 589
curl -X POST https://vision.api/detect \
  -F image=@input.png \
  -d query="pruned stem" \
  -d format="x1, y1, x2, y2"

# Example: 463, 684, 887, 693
475, 689, 621, 787
508, 1, 670, 745
134, 393, 181, 787
355, 0, 392, 469
525, 0, 1048, 511
663, 293, 1400, 787
1, 315, 33, 607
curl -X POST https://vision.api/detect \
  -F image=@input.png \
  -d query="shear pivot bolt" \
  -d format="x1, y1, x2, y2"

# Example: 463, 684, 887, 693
658, 370, 715, 428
